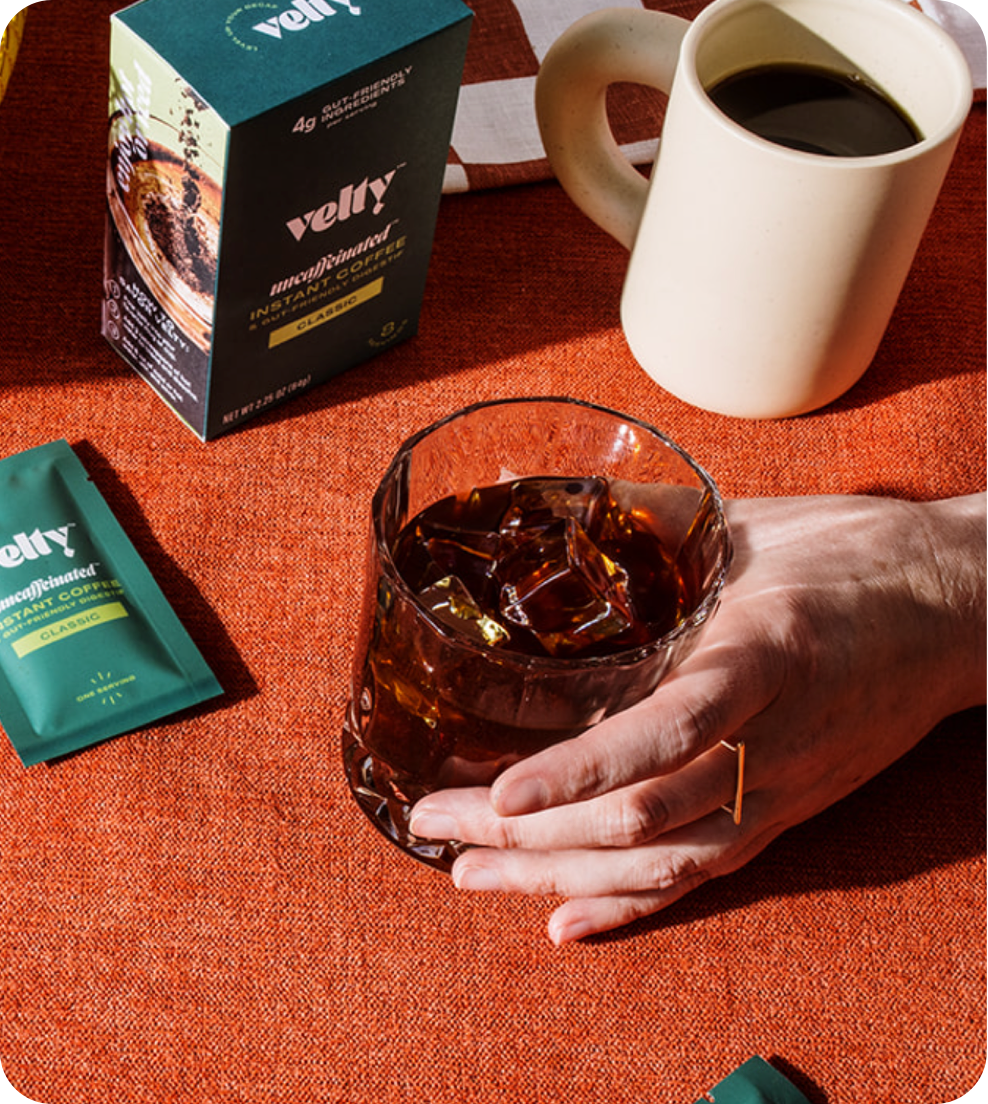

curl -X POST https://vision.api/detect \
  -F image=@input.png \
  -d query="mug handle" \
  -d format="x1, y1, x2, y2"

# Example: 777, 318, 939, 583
535, 7, 690, 250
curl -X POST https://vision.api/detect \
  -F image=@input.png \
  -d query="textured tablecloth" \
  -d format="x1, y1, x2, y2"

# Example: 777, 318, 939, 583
0, 3, 985, 1103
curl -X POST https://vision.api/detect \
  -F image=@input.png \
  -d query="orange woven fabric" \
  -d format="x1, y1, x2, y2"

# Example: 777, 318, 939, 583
0, 3, 984, 1104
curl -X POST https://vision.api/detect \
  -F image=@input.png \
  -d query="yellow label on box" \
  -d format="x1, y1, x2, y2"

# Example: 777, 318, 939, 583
268, 278, 384, 349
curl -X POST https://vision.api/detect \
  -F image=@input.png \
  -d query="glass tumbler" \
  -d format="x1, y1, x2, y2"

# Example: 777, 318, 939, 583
342, 397, 732, 871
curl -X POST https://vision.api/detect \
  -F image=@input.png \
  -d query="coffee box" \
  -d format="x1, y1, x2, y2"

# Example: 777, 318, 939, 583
102, 0, 471, 439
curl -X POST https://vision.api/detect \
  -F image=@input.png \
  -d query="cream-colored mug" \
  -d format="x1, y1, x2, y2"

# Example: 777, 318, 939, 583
535, 0, 972, 418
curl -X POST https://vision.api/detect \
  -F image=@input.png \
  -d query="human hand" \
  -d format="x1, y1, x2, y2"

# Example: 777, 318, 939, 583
409, 493, 986, 943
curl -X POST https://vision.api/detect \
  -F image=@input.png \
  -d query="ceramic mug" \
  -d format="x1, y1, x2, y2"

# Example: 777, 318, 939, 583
535, 0, 972, 418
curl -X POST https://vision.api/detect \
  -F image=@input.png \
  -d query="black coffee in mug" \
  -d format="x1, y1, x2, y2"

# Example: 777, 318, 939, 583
708, 62, 922, 156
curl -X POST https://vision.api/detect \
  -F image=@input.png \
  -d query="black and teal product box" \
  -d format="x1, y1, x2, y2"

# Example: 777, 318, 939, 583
102, 0, 471, 439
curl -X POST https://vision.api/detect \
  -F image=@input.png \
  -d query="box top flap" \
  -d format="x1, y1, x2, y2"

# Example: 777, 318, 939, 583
112, 0, 472, 125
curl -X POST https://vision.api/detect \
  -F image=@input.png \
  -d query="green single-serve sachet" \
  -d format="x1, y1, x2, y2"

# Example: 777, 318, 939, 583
694, 1057, 814, 1104
0, 440, 222, 765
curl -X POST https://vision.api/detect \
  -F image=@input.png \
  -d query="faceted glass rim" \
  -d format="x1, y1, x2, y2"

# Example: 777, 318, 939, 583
371, 395, 733, 671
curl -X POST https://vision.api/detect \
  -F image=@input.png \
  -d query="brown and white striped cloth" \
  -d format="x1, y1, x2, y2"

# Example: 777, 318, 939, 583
444, 0, 987, 193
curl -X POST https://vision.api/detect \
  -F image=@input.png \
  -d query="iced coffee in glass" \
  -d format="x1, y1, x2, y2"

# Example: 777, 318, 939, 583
342, 397, 731, 870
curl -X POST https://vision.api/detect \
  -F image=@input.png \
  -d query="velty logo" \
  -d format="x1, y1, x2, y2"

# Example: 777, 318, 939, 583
286, 169, 398, 242
253, 0, 362, 40
0, 526, 76, 569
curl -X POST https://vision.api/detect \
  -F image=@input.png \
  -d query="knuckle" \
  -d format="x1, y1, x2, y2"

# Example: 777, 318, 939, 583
484, 820, 516, 848
478, 810, 550, 851
607, 786, 669, 847
639, 847, 709, 894
558, 743, 614, 801
528, 868, 567, 896
493, 859, 560, 897
664, 698, 729, 767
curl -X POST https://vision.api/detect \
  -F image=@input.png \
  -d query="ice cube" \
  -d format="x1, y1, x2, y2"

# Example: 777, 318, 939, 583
399, 517, 501, 610
424, 524, 499, 601
497, 516, 635, 656
499, 476, 610, 536
419, 575, 510, 647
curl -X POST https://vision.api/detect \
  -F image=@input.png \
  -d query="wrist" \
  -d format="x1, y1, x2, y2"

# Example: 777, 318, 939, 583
917, 493, 986, 712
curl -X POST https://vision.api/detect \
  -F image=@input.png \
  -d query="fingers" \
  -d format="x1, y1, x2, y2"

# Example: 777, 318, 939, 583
449, 805, 782, 943
547, 888, 702, 945
489, 634, 779, 817
413, 780, 676, 849
410, 739, 743, 850
450, 810, 730, 898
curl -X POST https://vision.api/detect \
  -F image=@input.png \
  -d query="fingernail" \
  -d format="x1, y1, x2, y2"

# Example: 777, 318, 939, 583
492, 777, 547, 817
408, 811, 459, 840
452, 864, 503, 892
548, 916, 593, 945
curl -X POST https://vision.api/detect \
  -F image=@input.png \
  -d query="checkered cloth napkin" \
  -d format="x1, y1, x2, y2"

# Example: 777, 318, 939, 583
444, 0, 987, 193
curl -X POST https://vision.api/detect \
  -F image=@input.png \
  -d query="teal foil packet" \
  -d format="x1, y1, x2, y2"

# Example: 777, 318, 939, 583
0, 440, 222, 765
695, 1057, 813, 1104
